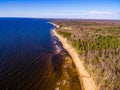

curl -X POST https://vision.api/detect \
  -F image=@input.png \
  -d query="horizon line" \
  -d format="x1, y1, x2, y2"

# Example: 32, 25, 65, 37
0, 16, 120, 21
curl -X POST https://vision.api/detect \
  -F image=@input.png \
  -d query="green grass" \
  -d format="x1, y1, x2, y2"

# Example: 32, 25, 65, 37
57, 30, 71, 39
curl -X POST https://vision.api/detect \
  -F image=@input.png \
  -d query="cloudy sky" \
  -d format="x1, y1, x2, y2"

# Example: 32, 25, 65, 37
0, 0, 120, 19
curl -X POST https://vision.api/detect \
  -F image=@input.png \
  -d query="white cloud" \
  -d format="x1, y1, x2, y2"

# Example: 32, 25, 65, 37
47, 10, 120, 20
0, 7, 120, 20
75, 10, 120, 19
89, 11, 114, 15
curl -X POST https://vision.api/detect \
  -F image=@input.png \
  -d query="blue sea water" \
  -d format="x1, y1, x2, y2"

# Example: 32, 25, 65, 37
0, 18, 81, 90
0, 18, 63, 90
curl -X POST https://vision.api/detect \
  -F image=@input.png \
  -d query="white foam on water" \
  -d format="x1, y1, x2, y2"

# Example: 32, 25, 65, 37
51, 30, 64, 54
53, 40, 57, 44
55, 45, 62, 54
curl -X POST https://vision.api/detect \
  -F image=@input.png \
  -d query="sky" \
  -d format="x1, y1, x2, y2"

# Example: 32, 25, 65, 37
0, 0, 120, 20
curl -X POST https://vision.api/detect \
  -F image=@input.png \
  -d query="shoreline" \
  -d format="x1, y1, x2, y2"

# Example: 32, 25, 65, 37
48, 22, 60, 28
51, 23, 97, 90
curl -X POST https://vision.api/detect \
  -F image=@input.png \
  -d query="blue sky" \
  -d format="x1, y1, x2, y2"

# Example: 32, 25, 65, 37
0, 0, 120, 19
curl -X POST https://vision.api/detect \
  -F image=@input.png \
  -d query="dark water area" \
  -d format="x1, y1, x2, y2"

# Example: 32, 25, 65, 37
0, 18, 81, 90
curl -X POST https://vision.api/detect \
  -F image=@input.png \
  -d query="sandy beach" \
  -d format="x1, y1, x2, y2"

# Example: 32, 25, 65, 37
51, 23, 97, 90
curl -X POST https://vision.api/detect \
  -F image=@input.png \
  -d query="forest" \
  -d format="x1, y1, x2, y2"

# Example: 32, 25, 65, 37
53, 20, 120, 90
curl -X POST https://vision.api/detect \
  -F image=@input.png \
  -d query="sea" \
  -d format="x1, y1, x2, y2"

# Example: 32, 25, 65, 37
0, 18, 81, 90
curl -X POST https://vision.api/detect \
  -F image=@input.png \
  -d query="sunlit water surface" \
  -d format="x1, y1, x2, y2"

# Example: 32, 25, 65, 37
0, 18, 81, 90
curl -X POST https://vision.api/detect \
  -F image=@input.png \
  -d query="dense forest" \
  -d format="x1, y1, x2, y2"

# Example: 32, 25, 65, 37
53, 20, 120, 90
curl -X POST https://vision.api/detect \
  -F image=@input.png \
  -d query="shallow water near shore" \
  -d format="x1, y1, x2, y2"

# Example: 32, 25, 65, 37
0, 18, 81, 90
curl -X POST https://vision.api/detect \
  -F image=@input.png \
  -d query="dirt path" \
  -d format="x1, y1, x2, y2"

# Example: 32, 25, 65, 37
52, 29, 97, 90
